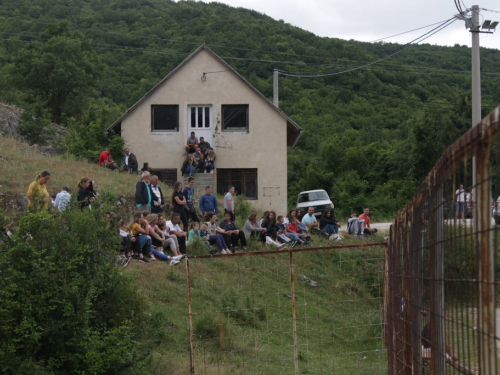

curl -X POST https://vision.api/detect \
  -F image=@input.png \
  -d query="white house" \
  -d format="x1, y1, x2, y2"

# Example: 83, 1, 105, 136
108, 44, 302, 213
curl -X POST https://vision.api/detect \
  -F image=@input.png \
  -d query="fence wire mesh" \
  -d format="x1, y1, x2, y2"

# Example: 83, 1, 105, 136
385, 106, 500, 375
186, 244, 386, 374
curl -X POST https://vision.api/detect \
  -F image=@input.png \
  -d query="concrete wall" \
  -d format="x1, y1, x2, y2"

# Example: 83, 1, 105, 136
120, 49, 288, 213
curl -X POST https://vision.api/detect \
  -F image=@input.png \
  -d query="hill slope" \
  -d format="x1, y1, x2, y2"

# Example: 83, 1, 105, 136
0, 0, 499, 216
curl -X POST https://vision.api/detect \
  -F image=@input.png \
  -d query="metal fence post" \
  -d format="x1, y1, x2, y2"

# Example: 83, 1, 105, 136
186, 258, 195, 375
476, 137, 497, 375
289, 251, 299, 375
429, 185, 446, 374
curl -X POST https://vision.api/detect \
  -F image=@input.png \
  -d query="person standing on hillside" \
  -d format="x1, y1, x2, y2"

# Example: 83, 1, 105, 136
224, 185, 235, 221
124, 148, 138, 173
183, 177, 199, 223
149, 175, 164, 214
135, 171, 157, 213
54, 186, 71, 211
199, 185, 218, 215
172, 181, 189, 230
359, 207, 378, 235
455, 183, 466, 220
27, 171, 51, 210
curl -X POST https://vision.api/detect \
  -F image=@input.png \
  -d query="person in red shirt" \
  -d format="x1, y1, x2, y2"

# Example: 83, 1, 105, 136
358, 207, 378, 235
98, 149, 117, 169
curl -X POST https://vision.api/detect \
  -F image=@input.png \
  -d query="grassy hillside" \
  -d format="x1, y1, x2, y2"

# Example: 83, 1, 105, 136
0, 137, 157, 214
127, 240, 386, 374
0, 135, 387, 373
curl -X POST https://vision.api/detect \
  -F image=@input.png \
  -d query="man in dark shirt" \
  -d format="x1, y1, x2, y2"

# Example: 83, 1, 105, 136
219, 212, 247, 252
199, 137, 211, 155
183, 177, 200, 223
124, 148, 138, 173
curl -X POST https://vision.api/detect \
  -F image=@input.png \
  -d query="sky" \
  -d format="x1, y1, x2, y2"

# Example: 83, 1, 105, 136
204, 0, 500, 50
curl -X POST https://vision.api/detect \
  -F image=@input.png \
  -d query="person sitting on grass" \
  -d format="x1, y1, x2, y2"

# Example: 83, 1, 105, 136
77, 177, 91, 210
358, 207, 378, 235
302, 207, 319, 233
98, 149, 117, 170
188, 221, 201, 243
118, 217, 134, 268
243, 211, 266, 241
54, 186, 71, 212
148, 214, 184, 265
319, 209, 340, 235
157, 220, 182, 257
205, 212, 231, 254
261, 211, 278, 242
27, 171, 51, 210
285, 217, 311, 246
219, 211, 247, 251
129, 212, 151, 264
277, 215, 303, 247
166, 213, 188, 255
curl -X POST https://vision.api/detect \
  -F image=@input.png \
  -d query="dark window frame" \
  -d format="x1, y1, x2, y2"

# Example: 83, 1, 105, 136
221, 104, 249, 133
151, 105, 179, 132
151, 168, 177, 187
217, 168, 258, 200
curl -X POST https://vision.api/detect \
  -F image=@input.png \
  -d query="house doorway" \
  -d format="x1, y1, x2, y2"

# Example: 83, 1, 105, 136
188, 105, 212, 146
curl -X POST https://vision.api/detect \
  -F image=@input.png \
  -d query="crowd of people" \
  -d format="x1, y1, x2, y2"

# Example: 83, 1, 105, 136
99, 132, 215, 179
181, 132, 215, 176
22, 162, 380, 268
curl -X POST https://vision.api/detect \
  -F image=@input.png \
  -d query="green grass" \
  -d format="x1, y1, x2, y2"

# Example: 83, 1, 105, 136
125, 234, 388, 375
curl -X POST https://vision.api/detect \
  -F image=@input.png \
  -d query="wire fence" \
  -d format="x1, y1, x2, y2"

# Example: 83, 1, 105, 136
186, 243, 386, 374
385, 106, 500, 374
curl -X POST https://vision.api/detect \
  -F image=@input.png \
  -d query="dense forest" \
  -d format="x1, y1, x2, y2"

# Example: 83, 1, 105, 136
1, 0, 500, 217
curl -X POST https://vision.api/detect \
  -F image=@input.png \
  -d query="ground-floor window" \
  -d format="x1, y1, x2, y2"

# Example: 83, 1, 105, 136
217, 169, 257, 199
151, 168, 177, 187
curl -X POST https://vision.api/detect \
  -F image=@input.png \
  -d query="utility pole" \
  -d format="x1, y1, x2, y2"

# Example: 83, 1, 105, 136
471, 5, 480, 196
273, 69, 279, 108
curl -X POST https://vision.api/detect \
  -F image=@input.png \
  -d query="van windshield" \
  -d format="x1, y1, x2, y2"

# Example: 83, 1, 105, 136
298, 191, 329, 203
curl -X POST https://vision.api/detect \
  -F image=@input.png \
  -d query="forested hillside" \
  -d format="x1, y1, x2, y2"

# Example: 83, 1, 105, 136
1, 0, 499, 217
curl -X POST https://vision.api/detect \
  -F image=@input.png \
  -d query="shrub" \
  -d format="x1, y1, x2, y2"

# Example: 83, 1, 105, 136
0, 207, 148, 374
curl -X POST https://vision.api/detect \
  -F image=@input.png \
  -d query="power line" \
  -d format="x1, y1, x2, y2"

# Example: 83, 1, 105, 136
481, 7, 500, 14
3, 28, 499, 78
368, 19, 451, 43
0, 14, 475, 67
278, 18, 458, 78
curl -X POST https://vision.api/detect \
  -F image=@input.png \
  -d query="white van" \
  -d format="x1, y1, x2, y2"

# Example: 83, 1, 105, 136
296, 189, 334, 217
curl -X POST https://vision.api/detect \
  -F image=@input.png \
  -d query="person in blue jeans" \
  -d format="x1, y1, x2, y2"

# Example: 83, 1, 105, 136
319, 209, 339, 235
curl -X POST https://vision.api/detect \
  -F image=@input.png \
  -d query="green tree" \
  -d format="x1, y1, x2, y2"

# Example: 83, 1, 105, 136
11, 23, 101, 123
0, 208, 148, 375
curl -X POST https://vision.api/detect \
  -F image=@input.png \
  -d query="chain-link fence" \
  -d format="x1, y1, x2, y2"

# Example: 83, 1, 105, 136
385, 106, 500, 374
186, 243, 386, 374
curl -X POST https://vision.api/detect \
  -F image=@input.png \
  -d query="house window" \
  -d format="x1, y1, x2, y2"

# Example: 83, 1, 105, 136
151, 169, 177, 187
151, 105, 179, 131
190, 106, 211, 129
221, 104, 249, 132
217, 169, 257, 199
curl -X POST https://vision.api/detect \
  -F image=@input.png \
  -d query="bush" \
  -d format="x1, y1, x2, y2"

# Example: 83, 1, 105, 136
17, 105, 52, 146
0, 207, 148, 374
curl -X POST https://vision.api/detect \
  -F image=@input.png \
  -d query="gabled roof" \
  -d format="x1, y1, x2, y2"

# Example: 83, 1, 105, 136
108, 44, 302, 148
